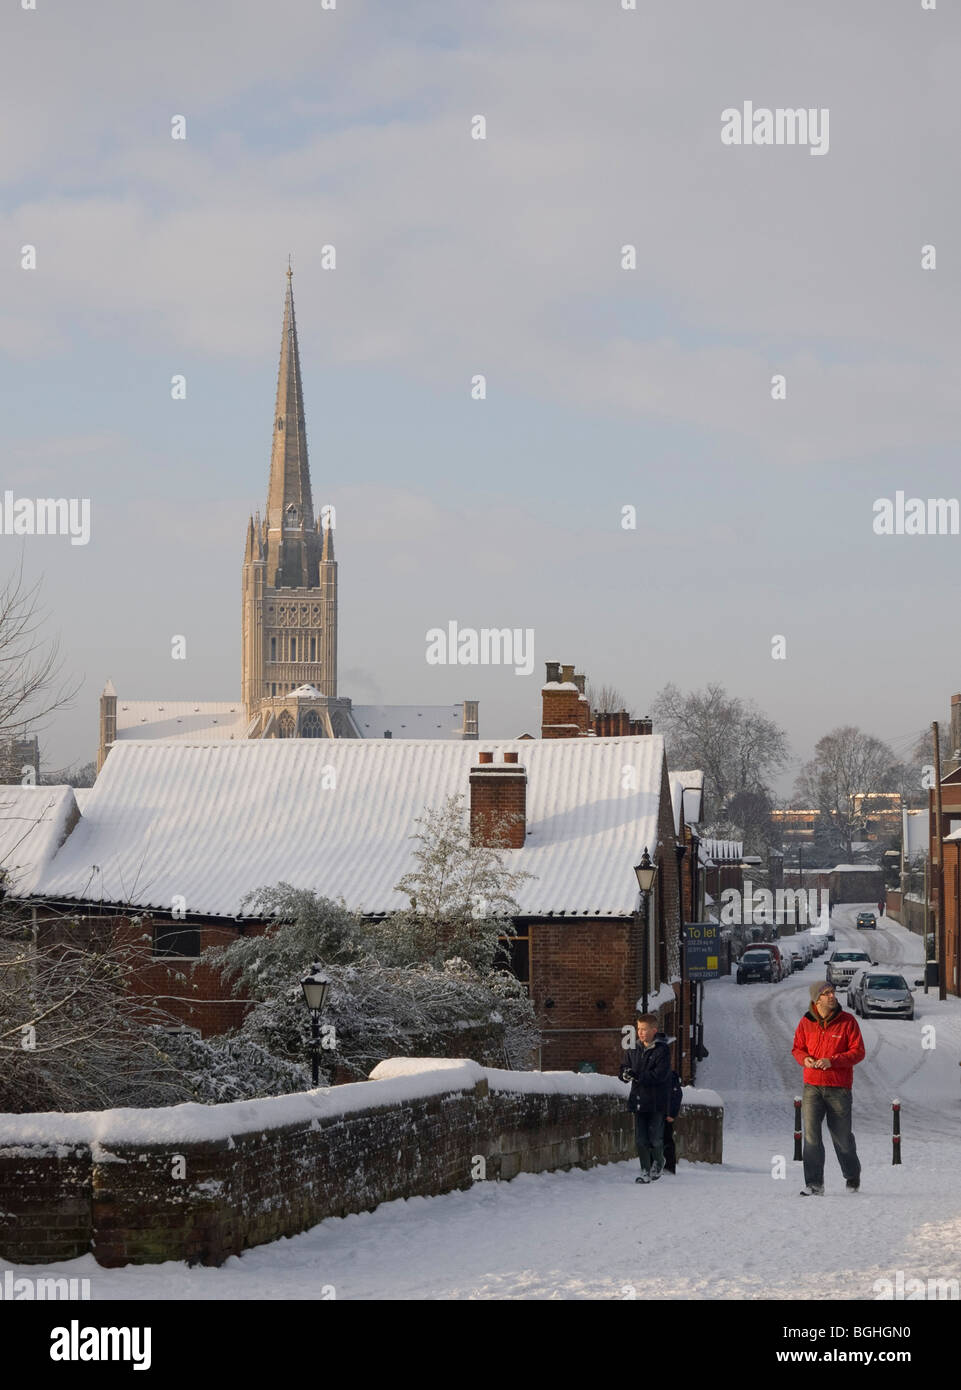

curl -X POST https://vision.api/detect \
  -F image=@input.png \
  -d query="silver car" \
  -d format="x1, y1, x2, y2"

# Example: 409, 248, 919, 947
849, 969, 914, 1020
825, 949, 872, 990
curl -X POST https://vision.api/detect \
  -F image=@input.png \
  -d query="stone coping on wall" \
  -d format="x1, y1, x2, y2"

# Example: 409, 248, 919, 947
0, 1061, 724, 1267
0, 1057, 722, 1148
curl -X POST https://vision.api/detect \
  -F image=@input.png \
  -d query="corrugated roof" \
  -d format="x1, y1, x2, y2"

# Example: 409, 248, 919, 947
669, 770, 704, 833
0, 785, 79, 894
114, 700, 247, 742
700, 836, 743, 862
29, 736, 667, 919
350, 704, 467, 739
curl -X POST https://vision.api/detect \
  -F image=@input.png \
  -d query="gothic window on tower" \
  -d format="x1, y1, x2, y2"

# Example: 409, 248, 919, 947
278, 710, 295, 738
291, 637, 297, 661
302, 710, 323, 738
270, 637, 277, 662
309, 637, 316, 662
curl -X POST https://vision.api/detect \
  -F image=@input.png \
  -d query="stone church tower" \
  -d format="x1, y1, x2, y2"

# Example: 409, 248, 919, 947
96, 267, 478, 768
242, 269, 353, 738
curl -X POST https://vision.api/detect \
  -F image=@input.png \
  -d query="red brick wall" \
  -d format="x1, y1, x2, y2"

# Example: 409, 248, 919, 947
469, 758, 527, 848
939, 841, 961, 997
541, 684, 583, 737
36, 913, 269, 1037
528, 750, 685, 1076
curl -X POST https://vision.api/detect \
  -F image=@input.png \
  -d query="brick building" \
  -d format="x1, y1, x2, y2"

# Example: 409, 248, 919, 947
14, 673, 694, 1076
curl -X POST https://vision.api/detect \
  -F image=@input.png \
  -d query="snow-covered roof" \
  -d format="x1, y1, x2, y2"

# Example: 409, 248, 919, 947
0, 785, 79, 895
700, 837, 743, 862
905, 809, 928, 859
28, 736, 669, 919
669, 771, 704, 834
113, 700, 248, 743
72, 788, 92, 812
350, 704, 468, 739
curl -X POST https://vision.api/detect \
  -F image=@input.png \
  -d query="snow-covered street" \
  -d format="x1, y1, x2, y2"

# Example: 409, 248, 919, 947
4, 904, 960, 1301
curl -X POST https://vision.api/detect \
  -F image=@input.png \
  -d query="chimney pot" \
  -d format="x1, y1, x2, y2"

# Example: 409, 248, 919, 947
545, 661, 561, 684
561, 663, 575, 684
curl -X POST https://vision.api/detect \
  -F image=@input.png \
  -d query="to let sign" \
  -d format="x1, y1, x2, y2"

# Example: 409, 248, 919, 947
684, 923, 721, 980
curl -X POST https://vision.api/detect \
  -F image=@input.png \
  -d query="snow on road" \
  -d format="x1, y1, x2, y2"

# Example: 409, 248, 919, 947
3, 904, 960, 1300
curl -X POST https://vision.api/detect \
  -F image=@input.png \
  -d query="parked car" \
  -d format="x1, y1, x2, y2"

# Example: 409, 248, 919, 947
856, 912, 878, 930
787, 941, 807, 972
737, 949, 775, 984
751, 942, 791, 982
848, 968, 915, 1020
808, 931, 828, 957
825, 949, 872, 990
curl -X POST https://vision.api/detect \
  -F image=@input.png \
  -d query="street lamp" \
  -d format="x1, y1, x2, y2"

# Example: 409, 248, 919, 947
634, 848, 659, 1013
300, 962, 331, 1086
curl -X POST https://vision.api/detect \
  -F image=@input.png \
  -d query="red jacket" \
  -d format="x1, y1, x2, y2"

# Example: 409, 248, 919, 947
792, 1008, 865, 1088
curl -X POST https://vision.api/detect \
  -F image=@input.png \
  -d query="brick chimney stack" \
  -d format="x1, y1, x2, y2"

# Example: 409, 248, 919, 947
541, 661, 583, 739
572, 671, 592, 734
470, 750, 527, 847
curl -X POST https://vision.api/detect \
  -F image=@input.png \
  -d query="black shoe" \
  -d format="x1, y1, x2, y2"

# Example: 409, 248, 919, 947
799, 1185, 824, 1196
846, 1178, 860, 1192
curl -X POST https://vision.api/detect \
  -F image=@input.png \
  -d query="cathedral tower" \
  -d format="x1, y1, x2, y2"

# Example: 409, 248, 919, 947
242, 269, 342, 735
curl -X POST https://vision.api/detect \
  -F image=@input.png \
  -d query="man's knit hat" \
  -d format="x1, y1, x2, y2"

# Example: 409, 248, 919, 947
810, 980, 836, 1004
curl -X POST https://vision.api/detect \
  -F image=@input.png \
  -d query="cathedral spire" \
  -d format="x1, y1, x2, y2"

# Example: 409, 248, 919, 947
266, 266, 314, 538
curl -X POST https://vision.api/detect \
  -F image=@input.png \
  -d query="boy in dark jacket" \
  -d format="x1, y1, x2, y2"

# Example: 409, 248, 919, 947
619, 1013, 672, 1183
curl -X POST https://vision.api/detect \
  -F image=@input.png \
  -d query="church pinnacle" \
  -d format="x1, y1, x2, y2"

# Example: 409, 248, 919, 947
265, 267, 317, 586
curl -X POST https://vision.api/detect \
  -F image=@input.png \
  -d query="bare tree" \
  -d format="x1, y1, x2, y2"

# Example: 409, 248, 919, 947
0, 907, 190, 1112
795, 727, 902, 862
586, 681, 628, 714
651, 682, 789, 838
0, 559, 80, 767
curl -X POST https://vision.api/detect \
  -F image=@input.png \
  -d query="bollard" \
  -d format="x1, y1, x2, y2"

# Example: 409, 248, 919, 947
793, 1096, 803, 1161
892, 1099, 901, 1165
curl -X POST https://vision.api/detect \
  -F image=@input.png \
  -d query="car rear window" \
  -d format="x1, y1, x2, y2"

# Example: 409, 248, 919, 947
864, 976, 907, 991
742, 953, 770, 963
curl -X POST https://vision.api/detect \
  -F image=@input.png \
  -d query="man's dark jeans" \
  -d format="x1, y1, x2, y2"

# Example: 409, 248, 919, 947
802, 1084, 861, 1188
634, 1111, 665, 1174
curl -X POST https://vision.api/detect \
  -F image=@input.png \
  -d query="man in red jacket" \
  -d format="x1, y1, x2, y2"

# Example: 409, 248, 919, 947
792, 980, 865, 1195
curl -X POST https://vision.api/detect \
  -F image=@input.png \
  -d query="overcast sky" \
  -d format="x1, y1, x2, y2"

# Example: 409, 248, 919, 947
2, 0, 958, 792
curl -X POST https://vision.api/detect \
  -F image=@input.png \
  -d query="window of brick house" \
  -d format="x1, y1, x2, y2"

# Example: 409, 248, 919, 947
499, 930, 529, 991
153, 923, 200, 958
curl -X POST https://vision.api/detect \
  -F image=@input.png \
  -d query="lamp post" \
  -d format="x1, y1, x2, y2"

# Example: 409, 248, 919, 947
674, 841, 687, 1080
634, 848, 658, 1014
300, 962, 331, 1086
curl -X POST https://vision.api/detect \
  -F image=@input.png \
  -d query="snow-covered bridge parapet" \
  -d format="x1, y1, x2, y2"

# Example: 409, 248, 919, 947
0, 1061, 722, 1268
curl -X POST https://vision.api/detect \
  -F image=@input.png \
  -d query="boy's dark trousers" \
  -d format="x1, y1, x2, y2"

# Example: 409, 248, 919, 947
663, 1119, 677, 1173
634, 1111, 666, 1175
